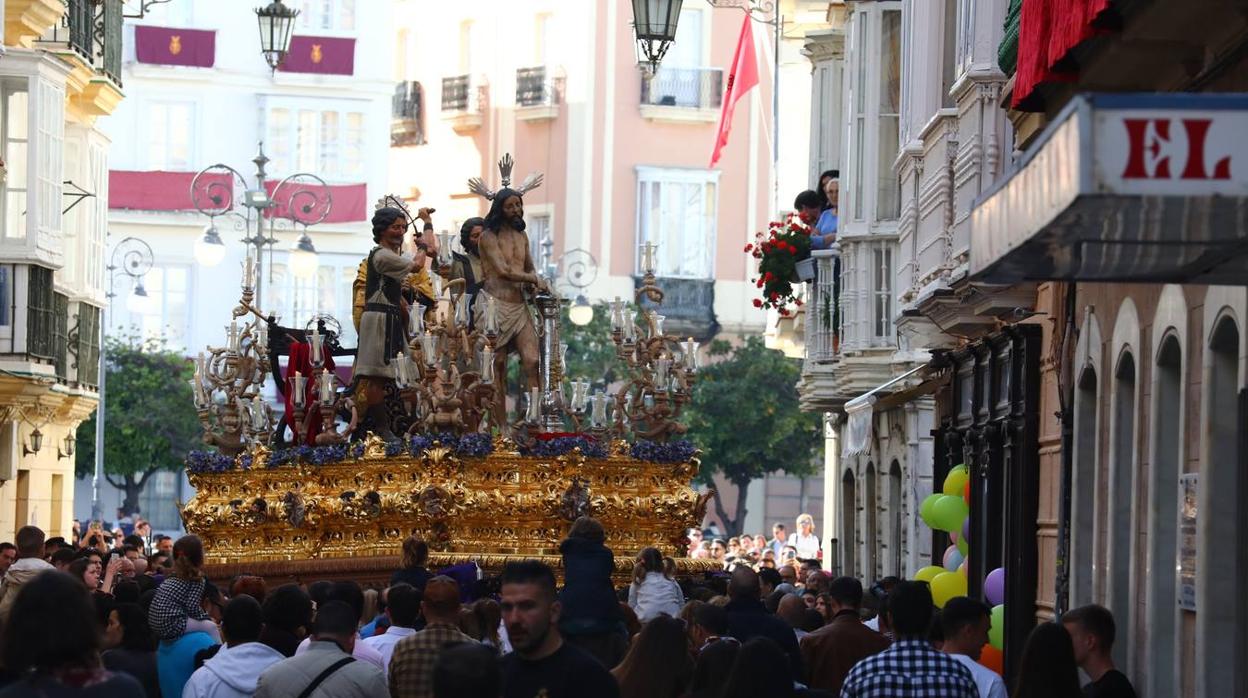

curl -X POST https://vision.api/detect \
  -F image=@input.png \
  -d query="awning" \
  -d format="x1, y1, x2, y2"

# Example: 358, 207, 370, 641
843, 365, 927, 457
970, 93, 1248, 285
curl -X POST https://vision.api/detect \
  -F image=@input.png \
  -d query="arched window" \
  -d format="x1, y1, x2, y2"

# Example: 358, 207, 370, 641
842, 469, 857, 579
1146, 334, 1182, 698
888, 460, 903, 576
1071, 365, 1098, 607
1108, 350, 1136, 671
1198, 315, 1242, 698
865, 462, 877, 581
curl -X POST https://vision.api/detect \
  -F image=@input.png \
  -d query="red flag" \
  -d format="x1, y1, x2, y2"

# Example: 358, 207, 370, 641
710, 14, 760, 168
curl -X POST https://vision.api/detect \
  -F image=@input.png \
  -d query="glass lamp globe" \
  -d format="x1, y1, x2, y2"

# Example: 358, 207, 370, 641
290, 233, 319, 279
569, 295, 594, 326
194, 225, 227, 267
125, 282, 154, 315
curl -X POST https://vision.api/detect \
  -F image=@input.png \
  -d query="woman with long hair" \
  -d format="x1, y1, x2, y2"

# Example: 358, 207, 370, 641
102, 602, 160, 698
391, 535, 432, 591
609, 615, 692, 698
0, 571, 143, 696
472, 598, 503, 651
627, 547, 684, 622
1012, 622, 1084, 698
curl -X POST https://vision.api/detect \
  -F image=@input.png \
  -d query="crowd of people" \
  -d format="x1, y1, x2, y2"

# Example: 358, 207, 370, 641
0, 516, 1137, 698
688, 516, 824, 570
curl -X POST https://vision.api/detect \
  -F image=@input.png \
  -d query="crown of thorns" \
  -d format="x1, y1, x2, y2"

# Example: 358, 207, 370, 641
467, 153, 543, 200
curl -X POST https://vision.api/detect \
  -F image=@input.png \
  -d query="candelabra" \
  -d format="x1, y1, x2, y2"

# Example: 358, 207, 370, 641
191, 272, 274, 456
607, 242, 700, 442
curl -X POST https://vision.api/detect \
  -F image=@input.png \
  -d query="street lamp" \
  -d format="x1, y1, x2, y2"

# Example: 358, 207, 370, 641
569, 295, 594, 326
125, 281, 152, 315
256, 0, 300, 71
194, 224, 227, 267
631, 0, 684, 72
190, 143, 332, 309
290, 232, 319, 279
96, 236, 155, 523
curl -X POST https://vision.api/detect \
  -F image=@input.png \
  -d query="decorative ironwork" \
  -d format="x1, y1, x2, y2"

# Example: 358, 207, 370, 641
26, 266, 56, 362
516, 66, 559, 108
67, 0, 95, 60
442, 74, 473, 112
391, 81, 426, 147
52, 293, 69, 381
100, 0, 124, 86
640, 68, 724, 109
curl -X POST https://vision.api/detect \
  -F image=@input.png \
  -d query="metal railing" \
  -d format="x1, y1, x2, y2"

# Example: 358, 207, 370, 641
516, 66, 559, 108
804, 249, 841, 370
66, 0, 95, 60
392, 81, 425, 146
441, 74, 475, 113
74, 304, 102, 388
640, 67, 723, 109
101, 0, 124, 87
52, 293, 69, 380
26, 266, 56, 362
635, 276, 719, 341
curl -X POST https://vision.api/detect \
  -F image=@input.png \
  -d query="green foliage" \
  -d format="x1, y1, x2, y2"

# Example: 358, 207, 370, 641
504, 301, 620, 391
684, 336, 822, 533
75, 334, 200, 513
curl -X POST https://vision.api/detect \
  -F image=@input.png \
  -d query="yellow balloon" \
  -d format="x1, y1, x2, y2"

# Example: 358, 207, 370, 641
931, 571, 968, 608
914, 565, 945, 584
943, 466, 970, 497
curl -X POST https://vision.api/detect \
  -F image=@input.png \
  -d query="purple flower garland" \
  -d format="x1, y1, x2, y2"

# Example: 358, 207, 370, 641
186, 432, 496, 473
630, 439, 697, 464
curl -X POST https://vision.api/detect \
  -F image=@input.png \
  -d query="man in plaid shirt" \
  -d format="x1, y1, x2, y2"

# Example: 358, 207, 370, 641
840, 581, 977, 698
389, 575, 475, 698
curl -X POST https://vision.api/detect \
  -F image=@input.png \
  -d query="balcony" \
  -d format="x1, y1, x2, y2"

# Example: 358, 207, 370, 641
799, 249, 843, 412
634, 277, 720, 342
639, 67, 723, 123
515, 66, 561, 121
441, 74, 484, 132
391, 81, 426, 147
37, 0, 125, 117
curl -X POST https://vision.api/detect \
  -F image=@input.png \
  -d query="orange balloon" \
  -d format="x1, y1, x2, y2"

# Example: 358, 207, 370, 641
963, 480, 971, 505
979, 643, 1004, 676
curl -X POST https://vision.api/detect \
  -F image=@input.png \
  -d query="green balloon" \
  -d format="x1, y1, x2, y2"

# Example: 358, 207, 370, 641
919, 493, 943, 529
931, 495, 969, 532
956, 534, 969, 557
989, 604, 1005, 650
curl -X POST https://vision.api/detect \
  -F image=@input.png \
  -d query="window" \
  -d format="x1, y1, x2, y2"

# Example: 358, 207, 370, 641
295, 0, 355, 32
1071, 366, 1098, 607
851, 14, 866, 220
666, 8, 704, 68
865, 462, 877, 579
873, 243, 893, 338
269, 262, 355, 345
942, 0, 958, 107
1148, 335, 1182, 698
528, 213, 552, 277
956, 0, 976, 73
395, 28, 409, 81
842, 470, 857, 578
86, 142, 108, 294
148, 102, 194, 170
264, 104, 365, 181
110, 266, 190, 350
888, 461, 903, 576
0, 267, 11, 327
877, 10, 901, 221
2, 83, 28, 240
636, 168, 718, 279
1107, 351, 1136, 669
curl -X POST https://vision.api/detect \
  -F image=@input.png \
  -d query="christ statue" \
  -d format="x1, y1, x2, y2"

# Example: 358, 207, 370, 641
474, 186, 548, 428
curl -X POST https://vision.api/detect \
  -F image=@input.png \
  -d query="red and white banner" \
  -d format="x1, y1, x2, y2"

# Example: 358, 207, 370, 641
709, 13, 759, 168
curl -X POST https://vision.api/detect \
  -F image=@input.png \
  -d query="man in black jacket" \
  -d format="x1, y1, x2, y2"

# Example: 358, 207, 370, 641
723, 566, 803, 682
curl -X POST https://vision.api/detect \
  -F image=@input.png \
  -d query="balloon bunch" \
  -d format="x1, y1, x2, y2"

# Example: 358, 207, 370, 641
916, 464, 1008, 674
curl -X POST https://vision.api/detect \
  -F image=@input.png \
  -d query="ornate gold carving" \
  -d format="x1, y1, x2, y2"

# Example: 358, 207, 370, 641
184, 447, 706, 572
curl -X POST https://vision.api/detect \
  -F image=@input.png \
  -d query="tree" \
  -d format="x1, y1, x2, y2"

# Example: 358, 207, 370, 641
685, 336, 822, 536
75, 334, 201, 517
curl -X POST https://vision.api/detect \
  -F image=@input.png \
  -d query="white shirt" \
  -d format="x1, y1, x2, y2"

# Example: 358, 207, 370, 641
792, 532, 821, 559
627, 572, 685, 622
360, 625, 417, 677
951, 653, 1008, 698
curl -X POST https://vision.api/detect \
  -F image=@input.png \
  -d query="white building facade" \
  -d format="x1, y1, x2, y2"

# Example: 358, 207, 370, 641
83, 0, 395, 530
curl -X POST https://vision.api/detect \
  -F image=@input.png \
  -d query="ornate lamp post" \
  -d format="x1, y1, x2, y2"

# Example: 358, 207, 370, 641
190, 143, 333, 311
93, 237, 154, 523
631, 0, 684, 72
256, 0, 300, 71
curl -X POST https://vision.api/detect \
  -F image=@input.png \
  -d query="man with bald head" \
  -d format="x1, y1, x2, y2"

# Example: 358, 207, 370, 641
389, 576, 474, 698
723, 566, 803, 682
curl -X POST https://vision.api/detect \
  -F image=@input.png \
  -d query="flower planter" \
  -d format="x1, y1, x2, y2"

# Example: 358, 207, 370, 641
795, 257, 816, 281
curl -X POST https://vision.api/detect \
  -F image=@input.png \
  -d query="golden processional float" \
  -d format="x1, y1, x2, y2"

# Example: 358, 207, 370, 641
179, 157, 716, 584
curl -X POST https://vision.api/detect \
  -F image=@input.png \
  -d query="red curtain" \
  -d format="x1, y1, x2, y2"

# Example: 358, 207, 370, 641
1013, 0, 1114, 109
283, 342, 336, 446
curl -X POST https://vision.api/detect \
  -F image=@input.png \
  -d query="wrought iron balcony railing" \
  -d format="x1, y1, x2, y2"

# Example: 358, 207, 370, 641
100, 0, 124, 86
516, 66, 560, 108
66, 0, 95, 60
441, 74, 476, 113
42, 0, 123, 87
635, 276, 720, 342
392, 81, 426, 147
640, 67, 723, 110
803, 249, 841, 370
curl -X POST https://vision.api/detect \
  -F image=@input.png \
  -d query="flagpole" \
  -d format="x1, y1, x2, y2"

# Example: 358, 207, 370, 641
773, 9, 781, 217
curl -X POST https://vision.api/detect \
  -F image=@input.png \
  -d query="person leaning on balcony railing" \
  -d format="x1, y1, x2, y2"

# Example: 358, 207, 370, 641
795, 189, 837, 251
